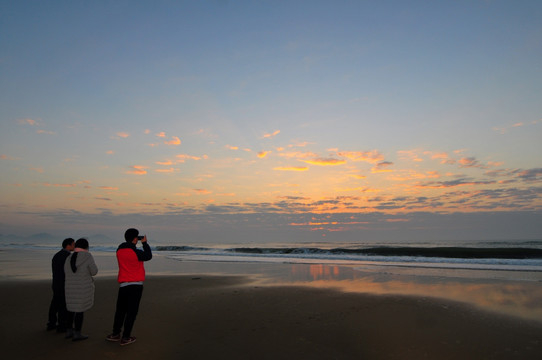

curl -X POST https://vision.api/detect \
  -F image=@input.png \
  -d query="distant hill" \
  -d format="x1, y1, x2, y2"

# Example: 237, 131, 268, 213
0, 233, 114, 244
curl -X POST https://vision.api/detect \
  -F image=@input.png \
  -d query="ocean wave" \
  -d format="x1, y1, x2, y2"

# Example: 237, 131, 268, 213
156, 245, 542, 260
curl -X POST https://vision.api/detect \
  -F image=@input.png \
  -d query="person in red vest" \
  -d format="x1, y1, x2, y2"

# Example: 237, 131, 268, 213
106, 228, 152, 346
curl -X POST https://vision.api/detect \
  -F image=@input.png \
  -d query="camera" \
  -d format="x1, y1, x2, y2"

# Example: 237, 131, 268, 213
137, 235, 145, 240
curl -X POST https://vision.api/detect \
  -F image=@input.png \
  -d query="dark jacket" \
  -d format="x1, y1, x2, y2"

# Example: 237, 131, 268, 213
116, 242, 152, 283
52, 249, 71, 291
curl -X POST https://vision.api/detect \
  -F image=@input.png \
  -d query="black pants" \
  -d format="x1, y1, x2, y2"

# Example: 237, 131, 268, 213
112, 285, 143, 338
67, 311, 84, 331
48, 288, 68, 330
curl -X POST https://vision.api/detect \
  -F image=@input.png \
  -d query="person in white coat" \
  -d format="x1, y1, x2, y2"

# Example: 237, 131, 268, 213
64, 238, 98, 341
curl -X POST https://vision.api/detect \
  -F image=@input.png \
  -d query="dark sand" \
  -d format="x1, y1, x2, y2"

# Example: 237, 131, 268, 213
2, 276, 542, 360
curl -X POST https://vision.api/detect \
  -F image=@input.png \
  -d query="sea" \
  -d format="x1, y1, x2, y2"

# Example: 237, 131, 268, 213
2, 235, 542, 322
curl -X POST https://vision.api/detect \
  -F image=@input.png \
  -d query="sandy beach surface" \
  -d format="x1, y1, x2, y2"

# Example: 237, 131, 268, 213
2, 274, 542, 360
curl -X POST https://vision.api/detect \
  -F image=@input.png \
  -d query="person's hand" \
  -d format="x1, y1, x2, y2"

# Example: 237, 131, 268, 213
141, 235, 147, 243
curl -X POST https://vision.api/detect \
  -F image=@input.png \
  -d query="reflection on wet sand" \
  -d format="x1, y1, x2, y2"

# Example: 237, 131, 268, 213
261, 264, 542, 323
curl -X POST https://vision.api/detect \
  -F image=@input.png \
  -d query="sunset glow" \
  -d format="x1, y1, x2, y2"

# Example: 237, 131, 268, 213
1, 1, 541, 242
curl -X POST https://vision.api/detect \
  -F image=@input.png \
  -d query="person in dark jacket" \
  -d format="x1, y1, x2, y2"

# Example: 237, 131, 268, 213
47, 238, 75, 332
106, 228, 152, 346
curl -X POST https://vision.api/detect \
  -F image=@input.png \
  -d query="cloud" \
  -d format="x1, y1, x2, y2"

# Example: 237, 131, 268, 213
164, 136, 181, 145
106, 150, 114, 155
517, 168, 542, 181
43, 183, 76, 187
388, 170, 439, 181
176, 154, 204, 162
36, 130, 55, 135
416, 178, 496, 188
349, 174, 367, 179
156, 160, 174, 166
156, 132, 166, 138
17, 118, 39, 126
1, 154, 15, 160
258, 151, 270, 158
371, 161, 394, 173
302, 158, 346, 166
458, 157, 482, 168
336, 150, 384, 164
289, 141, 312, 148
193, 188, 212, 194
112, 131, 130, 139
226, 145, 239, 150
127, 165, 148, 175
263, 130, 280, 138
155, 168, 180, 173
98, 186, 118, 190
425, 151, 456, 165
493, 122, 526, 134
397, 149, 424, 162
279, 151, 319, 159
274, 166, 309, 171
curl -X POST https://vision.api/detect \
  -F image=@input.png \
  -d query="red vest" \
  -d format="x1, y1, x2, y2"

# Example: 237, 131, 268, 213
117, 247, 146, 283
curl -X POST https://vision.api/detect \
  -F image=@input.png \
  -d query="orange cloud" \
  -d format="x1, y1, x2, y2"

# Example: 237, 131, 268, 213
116, 132, 130, 138
388, 170, 440, 181
263, 130, 280, 138
155, 168, 179, 173
258, 151, 270, 158
397, 149, 423, 162
98, 186, 118, 190
274, 166, 309, 171
336, 150, 384, 163
303, 158, 346, 166
164, 136, 181, 145
156, 160, 174, 165
176, 154, 203, 161
226, 145, 239, 150
193, 188, 212, 194
349, 174, 367, 179
17, 118, 39, 126
106, 150, 114, 155
427, 151, 456, 165
127, 165, 148, 175
156, 132, 166, 138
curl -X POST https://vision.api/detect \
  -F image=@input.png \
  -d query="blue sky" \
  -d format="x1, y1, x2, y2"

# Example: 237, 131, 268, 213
1, 1, 541, 243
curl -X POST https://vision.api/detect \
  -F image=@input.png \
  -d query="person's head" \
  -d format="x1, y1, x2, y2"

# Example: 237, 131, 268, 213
74, 238, 89, 250
124, 228, 139, 243
62, 238, 75, 251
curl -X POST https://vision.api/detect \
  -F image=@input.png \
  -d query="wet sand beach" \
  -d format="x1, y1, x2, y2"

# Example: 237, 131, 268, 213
2, 275, 542, 360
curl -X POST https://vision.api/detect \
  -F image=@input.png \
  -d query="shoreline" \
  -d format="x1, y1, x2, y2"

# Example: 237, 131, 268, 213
2, 275, 542, 359
2, 248, 542, 324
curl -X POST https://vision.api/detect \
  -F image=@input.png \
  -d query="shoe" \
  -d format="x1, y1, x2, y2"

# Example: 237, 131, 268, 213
106, 333, 121, 342
120, 336, 136, 346
72, 330, 88, 341
65, 328, 74, 339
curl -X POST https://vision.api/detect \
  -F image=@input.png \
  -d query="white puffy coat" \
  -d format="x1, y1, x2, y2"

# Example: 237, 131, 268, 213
64, 251, 98, 312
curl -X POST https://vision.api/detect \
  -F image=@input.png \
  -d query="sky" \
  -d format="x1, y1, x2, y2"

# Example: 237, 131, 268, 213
1, 0, 541, 244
